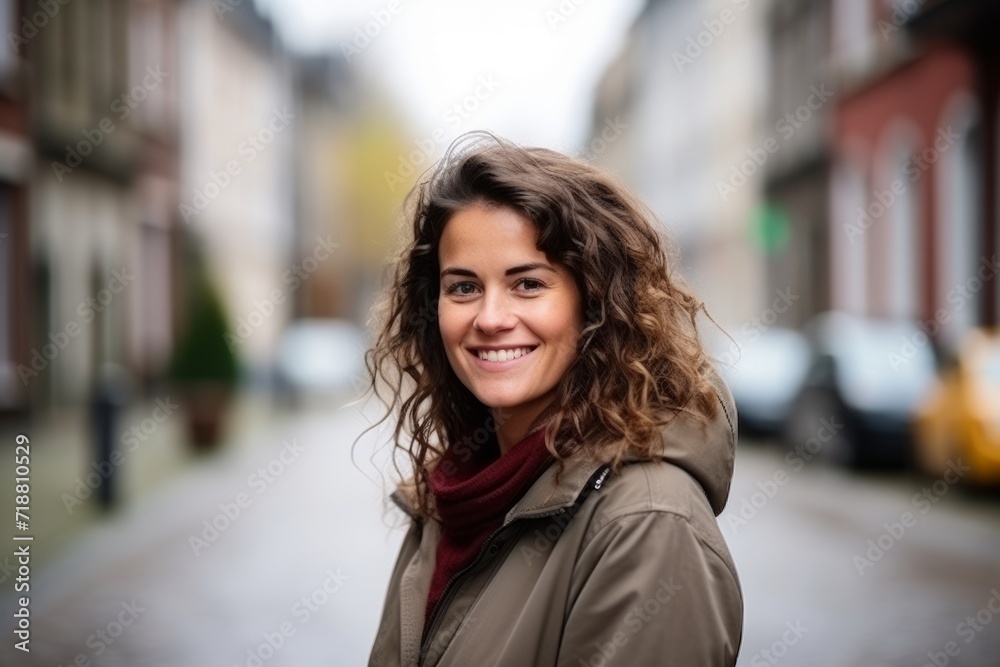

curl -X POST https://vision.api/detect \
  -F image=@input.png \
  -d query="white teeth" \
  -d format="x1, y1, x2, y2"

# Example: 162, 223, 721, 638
477, 347, 533, 361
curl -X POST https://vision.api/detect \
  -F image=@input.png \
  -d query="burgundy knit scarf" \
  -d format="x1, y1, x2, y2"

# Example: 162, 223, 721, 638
423, 422, 556, 627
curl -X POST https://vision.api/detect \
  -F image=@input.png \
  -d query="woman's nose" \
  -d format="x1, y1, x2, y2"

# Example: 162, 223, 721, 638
473, 290, 517, 334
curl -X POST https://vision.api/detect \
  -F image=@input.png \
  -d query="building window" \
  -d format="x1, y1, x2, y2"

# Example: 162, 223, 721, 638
832, 159, 868, 315
937, 102, 981, 348
877, 128, 920, 320
833, 0, 873, 74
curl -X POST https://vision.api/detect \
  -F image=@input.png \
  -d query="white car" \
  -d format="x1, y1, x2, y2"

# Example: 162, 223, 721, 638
712, 326, 811, 437
274, 319, 368, 404
784, 311, 937, 468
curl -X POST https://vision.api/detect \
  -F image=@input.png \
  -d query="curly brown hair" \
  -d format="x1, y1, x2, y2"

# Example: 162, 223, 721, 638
361, 131, 720, 522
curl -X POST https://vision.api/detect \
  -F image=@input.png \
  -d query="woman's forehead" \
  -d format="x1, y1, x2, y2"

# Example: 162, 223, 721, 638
439, 205, 542, 263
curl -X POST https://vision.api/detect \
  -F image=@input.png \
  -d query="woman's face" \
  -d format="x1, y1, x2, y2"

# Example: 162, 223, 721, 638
437, 203, 583, 421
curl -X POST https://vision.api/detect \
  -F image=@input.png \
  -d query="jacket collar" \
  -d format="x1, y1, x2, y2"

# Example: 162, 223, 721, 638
390, 366, 737, 521
388, 447, 607, 526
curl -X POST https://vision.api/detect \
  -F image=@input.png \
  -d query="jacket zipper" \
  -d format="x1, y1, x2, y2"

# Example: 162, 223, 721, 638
418, 522, 511, 664
418, 463, 612, 665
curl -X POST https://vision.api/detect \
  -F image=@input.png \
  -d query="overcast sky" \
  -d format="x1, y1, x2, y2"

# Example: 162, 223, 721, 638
257, 0, 644, 152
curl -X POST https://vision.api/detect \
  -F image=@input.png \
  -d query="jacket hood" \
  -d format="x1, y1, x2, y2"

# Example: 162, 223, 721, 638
389, 366, 738, 521
628, 366, 738, 515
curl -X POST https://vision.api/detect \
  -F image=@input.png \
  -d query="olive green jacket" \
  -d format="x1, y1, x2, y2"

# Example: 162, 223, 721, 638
368, 372, 743, 666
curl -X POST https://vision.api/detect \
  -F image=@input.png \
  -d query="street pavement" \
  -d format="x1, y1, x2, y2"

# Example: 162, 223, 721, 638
0, 398, 408, 666
1, 403, 999, 666
724, 439, 1000, 667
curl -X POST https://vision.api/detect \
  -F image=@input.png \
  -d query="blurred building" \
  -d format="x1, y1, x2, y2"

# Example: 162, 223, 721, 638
291, 55, 353, 320
19, 0, 181, 409
178, 0, 296, 382
594, 0, 1000, 348
829, 0, 1000, 351
291, 52, 412, 326
762, 0, 833, 326
329, 91, 414, 325
907, 0, 1000, 330
128, 0, 184, 395
0, 0, 30, 413
0, 0, 412, 418
589, 0, 768, 331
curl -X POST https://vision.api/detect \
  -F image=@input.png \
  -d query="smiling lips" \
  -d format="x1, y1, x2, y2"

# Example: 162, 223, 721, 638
469, 346, 538, 363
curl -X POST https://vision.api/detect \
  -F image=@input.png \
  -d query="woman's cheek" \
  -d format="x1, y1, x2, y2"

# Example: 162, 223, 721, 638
436, 301, 457, 341
437, 302, 469, 365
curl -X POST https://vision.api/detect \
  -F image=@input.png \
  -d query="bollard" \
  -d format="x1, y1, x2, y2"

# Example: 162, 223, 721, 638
89, 363, 131, 510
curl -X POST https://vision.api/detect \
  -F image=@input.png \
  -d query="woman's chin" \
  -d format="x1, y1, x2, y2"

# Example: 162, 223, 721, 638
471, 391, 529, 412
475, 395, 520, 411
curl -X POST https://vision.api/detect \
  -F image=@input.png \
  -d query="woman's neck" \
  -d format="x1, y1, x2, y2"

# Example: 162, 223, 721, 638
491, 393, 558, 456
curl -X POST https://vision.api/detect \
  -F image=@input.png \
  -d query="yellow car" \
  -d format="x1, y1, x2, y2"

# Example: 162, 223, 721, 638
914, 328, 1000, 486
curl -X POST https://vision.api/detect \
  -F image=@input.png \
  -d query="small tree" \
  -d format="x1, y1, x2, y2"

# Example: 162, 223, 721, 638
167, 268, 241, 448
167, 272, 239, 385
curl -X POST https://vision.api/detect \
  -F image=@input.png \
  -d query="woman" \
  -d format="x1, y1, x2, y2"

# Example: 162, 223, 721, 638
363, 132, 743, 666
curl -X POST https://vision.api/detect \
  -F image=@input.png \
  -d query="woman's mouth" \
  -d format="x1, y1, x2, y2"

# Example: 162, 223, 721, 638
467, 345, 539, 368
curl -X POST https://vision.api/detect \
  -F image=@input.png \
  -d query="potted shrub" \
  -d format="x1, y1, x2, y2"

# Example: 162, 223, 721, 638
167, 271, 240, 450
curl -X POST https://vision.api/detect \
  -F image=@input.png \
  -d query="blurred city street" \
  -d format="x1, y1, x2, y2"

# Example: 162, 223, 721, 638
1, 0, 1000, 664
0, 397, 409, 666
1, 402, 999, 666
725, 440, 1000, 667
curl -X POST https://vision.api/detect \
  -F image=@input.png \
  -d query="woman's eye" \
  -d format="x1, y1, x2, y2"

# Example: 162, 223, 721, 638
447, 282, 478, 296
517, 279, 544, 292
445, 280, 543, 296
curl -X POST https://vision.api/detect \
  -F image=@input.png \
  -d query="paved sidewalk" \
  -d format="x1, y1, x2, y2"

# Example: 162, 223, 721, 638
0, 399, 409, 666
0, 389, 297, 568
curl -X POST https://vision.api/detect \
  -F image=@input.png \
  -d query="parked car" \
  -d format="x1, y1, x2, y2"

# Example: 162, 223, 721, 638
913, 328, 1000, 486
713, 327, 811, 438
784, 312, 937, 468
274, 319, 368, 405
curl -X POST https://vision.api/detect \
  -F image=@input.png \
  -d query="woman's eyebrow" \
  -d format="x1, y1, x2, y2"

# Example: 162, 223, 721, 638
504, 263, 556, 276
440, 263, 557, 278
